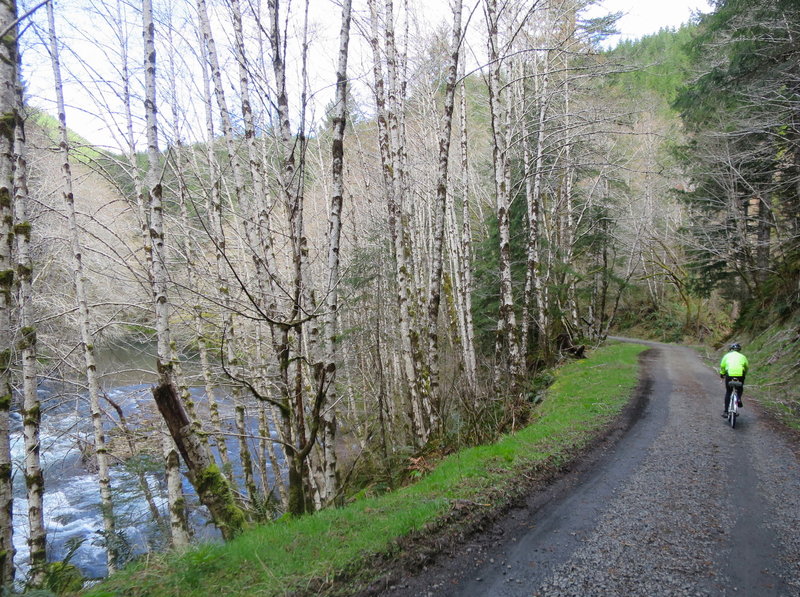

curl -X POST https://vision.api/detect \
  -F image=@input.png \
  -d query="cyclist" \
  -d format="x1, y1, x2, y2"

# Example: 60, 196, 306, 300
719, 342, 749, 417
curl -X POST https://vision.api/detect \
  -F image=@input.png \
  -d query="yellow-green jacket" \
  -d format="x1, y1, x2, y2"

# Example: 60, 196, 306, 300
720, 351, 749, 377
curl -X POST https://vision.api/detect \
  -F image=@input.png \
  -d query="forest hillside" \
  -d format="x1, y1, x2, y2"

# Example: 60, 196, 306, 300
0, 0, 795, 594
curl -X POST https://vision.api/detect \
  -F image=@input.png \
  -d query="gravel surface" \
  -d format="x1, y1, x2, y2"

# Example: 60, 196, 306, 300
379, 342, 800, 597
531, 343, 797, 597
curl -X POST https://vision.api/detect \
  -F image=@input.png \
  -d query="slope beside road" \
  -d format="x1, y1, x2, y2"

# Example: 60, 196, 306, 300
376, 341, 800, 597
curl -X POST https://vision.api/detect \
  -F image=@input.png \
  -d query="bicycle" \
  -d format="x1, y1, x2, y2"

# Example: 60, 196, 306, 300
727, 379, 743, 428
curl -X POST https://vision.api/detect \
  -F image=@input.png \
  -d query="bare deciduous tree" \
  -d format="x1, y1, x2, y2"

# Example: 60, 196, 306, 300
13, 36, 44, 591
0, 0, 19, 585
143, 0, 244, 541
45, 0, 120, 571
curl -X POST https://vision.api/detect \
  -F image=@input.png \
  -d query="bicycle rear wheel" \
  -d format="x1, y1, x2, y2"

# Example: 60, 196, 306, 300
729, 391, 738, 428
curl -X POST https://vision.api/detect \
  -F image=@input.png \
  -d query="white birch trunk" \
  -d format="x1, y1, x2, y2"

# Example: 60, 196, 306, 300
164, 350, 192, 548
457, 65, 478, 393
315, 0, 352, 505
196, 31, 230, 469
162, 425, 190, 548
0, 1, 14, 576
165, 19, 209, 448
13, 51, 44, 585
47, 2, 118, 572
445, 194, 469, 376
367, 0, 428, 445
389, 0, 433, 432
525, 39, 551, 356
195, 0, 259, 501
266, 0, 317, 516
227, 0, 279, 302
144, 0, 245, 540
486, 0, 522, 390
272, 2, 315, 477
254, 323, 288, 508
115, 0, 152, 289
425, 0, 462, 432
561, 12, 579, 334
226, 0, 270, 508
267, 403, 289, 508
143, 0, 172, 408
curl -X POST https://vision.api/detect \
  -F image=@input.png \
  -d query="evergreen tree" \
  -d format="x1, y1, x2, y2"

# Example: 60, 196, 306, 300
675, 0, 800, 313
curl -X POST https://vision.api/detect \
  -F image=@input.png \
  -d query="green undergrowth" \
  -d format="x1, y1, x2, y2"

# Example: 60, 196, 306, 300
81, 342, 647, 597
738, 313, 800, 430
700, 311, 800, 430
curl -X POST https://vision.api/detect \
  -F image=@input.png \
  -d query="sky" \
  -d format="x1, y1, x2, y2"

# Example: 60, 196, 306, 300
23, 0, 717, 151
593, 0, 714, 45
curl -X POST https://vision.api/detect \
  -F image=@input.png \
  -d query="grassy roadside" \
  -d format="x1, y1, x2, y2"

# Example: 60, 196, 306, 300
695, 313, 800, 431
82, 341, 647, 597
734, 314, 800, 431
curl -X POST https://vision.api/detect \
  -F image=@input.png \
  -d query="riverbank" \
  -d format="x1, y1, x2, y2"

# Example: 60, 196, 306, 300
82, 341, 647, 597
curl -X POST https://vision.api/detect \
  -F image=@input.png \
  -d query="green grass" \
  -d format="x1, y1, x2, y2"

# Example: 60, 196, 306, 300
82, 341, 647, 597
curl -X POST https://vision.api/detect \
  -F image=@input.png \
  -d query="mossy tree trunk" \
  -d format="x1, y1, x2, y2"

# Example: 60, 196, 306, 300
0, 0, 17, 585
153, 383, 245, 540
486, 0, 522, 394
424, 0, 462, 434
13, 44, 44, 586
314, 0, 352, 506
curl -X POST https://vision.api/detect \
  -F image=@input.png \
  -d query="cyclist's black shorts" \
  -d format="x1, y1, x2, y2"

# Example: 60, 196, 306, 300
727, 377, 744, 390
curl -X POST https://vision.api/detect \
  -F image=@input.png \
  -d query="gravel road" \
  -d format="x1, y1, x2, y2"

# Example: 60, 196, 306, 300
383, 341, 800, 597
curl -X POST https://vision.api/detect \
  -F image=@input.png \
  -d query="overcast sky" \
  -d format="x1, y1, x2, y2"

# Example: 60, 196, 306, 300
593, 0, 714, 45
25, 0, 717, 150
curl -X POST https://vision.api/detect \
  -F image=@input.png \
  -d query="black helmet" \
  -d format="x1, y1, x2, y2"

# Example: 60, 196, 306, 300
730, 343, 741, 351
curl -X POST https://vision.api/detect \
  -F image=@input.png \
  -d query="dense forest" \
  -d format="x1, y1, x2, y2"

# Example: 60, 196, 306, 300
0, 0, 796, 592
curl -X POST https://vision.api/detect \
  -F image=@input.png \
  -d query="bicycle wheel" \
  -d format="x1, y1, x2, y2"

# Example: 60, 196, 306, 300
729, 391, 737, 428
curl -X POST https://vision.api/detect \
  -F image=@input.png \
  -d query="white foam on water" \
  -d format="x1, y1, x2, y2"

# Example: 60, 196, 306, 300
11, 380, 283, 581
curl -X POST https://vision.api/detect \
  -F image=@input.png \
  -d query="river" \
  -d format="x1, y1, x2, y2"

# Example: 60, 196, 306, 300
10, 345, 270, 582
